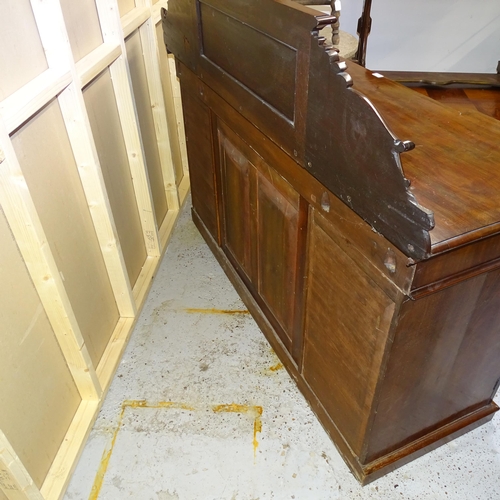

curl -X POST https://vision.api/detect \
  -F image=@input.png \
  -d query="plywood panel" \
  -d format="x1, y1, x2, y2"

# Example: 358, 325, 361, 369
126, 29, 168, 225
11, 99, 119, 367
0, 207, 81, 489
155, 22, 184, 186
117, 0, 136, 18
84, 69, 147, 286
0, 0, 48, 101
59, 0, 103, 62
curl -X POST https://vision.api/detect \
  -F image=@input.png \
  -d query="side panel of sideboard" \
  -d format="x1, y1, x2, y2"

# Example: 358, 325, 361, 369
366, 267, 500, 464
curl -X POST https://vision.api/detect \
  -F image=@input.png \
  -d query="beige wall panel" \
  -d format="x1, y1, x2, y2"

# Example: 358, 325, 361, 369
84, 69, 147, 286
59, 0, 104, 62
11, 99, 119, 367
117, 0, 136, 18
0, 0, 48, 101
0, 489, 7, 500
126, 30, 168, 225
155, 22, 184, 186
0, 207, 81, 489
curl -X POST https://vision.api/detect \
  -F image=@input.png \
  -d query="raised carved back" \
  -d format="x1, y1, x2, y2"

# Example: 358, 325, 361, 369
305, 34, 434, 259
162, 0, 435, 259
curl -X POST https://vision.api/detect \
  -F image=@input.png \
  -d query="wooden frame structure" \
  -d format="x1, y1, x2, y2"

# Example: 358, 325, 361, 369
0, 1, 188, 499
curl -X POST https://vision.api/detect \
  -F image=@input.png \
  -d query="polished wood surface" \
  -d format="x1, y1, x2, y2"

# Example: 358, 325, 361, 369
163, 0, 500, 485
346, 62, 500, 252
412, 86, 500, 121
303, 209, 397, 456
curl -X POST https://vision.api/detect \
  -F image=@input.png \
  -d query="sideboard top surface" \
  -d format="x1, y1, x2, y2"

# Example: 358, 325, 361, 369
347, 62, 500, 254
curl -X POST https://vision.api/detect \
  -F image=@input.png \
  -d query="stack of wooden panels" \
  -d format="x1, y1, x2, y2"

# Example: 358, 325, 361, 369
0, 1, 189, 499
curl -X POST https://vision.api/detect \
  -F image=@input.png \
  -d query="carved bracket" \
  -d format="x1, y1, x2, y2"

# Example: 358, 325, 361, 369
305, 33, 434, 260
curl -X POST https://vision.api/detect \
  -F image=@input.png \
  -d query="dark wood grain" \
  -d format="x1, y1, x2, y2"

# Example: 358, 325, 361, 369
303, 210, 397, 455
200, 2, 297, 120
365, 269, 500, 462
193, 206, 499, 484
409, 86, 500, 121
464, 88, 500, 120
217, 120, 303, 351
305, 41, 434, 260
180, 87, 219, 240
218, 128, 256, 282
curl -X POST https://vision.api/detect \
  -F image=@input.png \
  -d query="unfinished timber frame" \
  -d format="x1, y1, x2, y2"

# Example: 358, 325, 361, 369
0, 1, 189, 499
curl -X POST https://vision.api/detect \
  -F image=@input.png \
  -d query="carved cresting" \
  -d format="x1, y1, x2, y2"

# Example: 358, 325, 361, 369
162, 0, 435, 260
305, 32, 435, 260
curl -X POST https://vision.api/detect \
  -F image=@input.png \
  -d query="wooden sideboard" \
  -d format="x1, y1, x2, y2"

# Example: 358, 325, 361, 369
162, 0, 500, 484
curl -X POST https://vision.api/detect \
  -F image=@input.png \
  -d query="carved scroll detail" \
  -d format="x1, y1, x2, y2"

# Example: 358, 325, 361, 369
305, 31, 434, 260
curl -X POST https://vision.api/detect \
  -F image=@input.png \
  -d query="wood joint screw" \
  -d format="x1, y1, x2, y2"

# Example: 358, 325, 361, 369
307, 161, 312, 168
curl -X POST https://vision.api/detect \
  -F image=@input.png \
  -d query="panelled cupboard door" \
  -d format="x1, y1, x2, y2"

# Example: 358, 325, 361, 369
217, 121, 301, 351
302, 210, 397, 456
218, 127, 257, 283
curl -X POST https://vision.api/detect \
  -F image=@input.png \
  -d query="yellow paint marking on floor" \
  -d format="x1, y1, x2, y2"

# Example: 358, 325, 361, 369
88, 405, 126, 500
123, 400, 195, 411
184, 308, 250, 315
212, 403, 263, 458
253, 416, 263, 458
88, 400, 193, 500
269, 362, 284, 372
90, 400, 263, 498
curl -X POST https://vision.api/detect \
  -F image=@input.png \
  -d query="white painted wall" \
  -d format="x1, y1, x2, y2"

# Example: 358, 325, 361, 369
339, 0, 500, 72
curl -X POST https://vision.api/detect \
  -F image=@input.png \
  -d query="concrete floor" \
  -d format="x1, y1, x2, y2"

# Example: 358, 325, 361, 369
65, 199, 500, 500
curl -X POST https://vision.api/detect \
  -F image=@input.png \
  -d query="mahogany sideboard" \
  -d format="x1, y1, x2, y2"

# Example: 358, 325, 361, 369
162, 0, 500, 484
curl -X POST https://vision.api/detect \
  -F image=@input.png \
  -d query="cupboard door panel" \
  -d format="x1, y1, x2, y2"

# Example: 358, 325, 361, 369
257, 170, 299, 344
302, 210, 396, 455
217, 121, 302, 351
219, 130, 257, 282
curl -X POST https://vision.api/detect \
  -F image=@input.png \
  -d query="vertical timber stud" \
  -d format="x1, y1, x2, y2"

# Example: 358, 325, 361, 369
95, 0, 162, 258
29, 0, 137, 319
152, 0, 190, 197
140, 16, 181, 213
0, 124, 101, 402
0, 431, 43, 500
168, 54, 190, 181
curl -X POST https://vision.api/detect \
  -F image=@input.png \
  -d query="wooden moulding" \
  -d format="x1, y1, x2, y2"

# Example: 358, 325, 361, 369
380, 70, 500, 88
